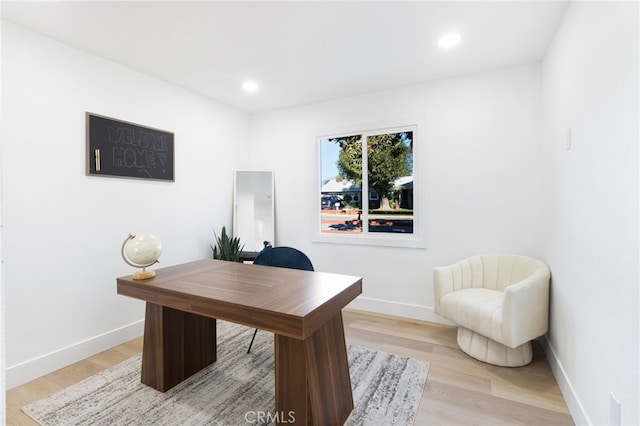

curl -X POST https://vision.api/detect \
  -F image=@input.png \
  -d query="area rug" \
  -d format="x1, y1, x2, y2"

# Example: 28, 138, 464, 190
23, 321, 429, 425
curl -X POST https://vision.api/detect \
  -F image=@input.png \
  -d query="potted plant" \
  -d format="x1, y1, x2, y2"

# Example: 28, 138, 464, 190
211, 226, 244, 261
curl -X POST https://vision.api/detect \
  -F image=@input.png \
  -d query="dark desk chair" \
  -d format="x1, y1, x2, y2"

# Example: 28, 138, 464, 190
247, 246, 314, 353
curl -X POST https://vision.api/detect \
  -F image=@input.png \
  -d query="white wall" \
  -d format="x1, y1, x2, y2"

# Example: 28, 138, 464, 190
1, 22, 249, 388
3, 6, 638, 426
542, 2, 639, 425
247, 62, 546, 322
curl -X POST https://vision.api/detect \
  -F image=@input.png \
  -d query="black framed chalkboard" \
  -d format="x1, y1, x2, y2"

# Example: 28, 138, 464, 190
86, 112, 174, 181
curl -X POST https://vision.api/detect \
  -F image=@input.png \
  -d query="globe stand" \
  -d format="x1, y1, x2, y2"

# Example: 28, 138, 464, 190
133, 267, 156, 280
121, 234, 161, 280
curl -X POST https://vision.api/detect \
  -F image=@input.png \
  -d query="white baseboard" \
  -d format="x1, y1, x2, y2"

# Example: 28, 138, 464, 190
540, 335, 589, 425
6, 319, 144, 390
347, 296, 454, 325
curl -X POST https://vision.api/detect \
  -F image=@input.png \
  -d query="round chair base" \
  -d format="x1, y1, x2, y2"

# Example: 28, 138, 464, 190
456, 327, 532, 367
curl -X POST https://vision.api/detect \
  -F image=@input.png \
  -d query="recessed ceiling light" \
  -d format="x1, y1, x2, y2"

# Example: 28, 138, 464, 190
242, 81, 259, 93
438, 33, 461, 48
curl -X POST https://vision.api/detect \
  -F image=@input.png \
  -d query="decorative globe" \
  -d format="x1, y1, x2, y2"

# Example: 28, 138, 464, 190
121, 233, 162, 279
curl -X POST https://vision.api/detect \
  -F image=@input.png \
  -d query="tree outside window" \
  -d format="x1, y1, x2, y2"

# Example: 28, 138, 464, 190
320, 127, 414, 236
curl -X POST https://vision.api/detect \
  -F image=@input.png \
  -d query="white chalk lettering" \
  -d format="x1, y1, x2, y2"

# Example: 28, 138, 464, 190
112, 147, 157, 169
107, 126, 168, 152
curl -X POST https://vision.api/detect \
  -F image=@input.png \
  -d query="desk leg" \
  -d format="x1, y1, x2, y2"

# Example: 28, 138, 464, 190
141, 303, 217, 392
275, 312, 353, 426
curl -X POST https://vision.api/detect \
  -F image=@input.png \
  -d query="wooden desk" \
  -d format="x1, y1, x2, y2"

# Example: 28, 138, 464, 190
117, 259, 362, 425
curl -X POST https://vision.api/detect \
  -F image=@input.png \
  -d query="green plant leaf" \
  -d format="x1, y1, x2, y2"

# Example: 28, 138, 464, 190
212, 226, 244, 261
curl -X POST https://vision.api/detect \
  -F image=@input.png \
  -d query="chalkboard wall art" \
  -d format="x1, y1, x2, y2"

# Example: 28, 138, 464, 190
86, 112, 174, 181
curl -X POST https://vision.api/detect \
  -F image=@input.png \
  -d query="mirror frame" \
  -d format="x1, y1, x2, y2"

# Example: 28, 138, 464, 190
233, 170, 275, 253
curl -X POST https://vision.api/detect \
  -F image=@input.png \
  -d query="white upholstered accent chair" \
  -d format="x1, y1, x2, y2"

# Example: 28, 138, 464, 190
434, 254, 550, 367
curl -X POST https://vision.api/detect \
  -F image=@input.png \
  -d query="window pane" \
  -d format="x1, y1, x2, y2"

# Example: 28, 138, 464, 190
367, 131, 413, 234
320, 136, 362, 234
319, 127, 415, 240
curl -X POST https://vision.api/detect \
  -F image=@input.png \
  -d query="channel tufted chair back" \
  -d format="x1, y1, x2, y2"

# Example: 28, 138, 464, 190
434, 253, 550, 367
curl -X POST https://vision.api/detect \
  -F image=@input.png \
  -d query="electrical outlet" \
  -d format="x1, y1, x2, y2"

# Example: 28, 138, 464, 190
610, 392, 621, 426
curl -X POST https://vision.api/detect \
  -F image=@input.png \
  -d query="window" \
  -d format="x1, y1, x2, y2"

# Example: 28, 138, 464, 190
319, 126, 418, 246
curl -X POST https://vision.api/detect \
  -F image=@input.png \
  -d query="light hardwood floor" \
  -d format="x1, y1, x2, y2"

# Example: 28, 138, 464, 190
6, 310, 573, 425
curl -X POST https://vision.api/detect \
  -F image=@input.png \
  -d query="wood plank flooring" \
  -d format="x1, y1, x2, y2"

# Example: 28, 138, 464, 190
6, 309, 573, 425
342, 310, 573, 425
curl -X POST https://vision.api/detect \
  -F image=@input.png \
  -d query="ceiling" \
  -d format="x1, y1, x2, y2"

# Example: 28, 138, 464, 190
1, 1, 567, 113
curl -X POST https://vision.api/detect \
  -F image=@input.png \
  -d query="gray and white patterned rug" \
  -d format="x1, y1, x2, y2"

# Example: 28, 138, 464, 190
23, 320, 429, 425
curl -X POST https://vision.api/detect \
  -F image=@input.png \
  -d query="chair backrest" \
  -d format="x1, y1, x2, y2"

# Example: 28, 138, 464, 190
252, 246, 314, 271
444, 253, 549, 292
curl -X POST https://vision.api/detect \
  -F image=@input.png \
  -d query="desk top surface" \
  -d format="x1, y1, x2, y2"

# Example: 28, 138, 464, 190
117, 259, 362, 338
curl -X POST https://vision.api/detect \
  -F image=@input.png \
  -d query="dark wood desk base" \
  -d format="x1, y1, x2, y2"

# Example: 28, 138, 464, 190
141, 303, 217, 392
140, 302, 354, 425
276, 313, 353, 425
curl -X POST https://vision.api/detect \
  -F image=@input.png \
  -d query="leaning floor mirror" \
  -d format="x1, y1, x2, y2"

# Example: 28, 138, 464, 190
233, 170, 275, 252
